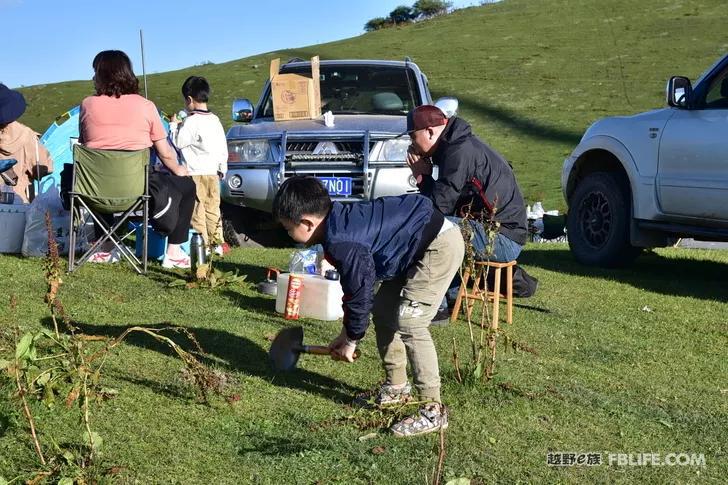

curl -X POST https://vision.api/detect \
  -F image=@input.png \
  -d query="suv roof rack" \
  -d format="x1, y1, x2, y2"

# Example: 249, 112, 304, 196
284, 57, 306, 64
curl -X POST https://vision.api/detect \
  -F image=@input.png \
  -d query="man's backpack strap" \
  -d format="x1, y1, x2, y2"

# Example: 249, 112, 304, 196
470, 177, 495, 216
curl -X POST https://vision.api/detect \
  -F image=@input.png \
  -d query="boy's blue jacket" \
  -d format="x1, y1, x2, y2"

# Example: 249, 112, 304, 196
322, 194, 443, 340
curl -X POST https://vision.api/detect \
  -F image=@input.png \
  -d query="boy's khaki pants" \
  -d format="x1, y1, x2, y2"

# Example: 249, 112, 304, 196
191, 175, 223, 245
371, 226, 465, 403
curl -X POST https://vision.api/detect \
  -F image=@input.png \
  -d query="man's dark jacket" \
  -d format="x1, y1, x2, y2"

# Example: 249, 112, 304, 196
322, 195, 444, 340
418, 117, 528, 245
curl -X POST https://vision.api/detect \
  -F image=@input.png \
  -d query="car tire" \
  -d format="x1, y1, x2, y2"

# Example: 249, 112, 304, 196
222, 215, 257, 248
567, 172, 640, 267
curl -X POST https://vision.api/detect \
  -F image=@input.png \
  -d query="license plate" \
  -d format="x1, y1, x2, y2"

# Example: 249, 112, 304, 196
318, 177, 352, 196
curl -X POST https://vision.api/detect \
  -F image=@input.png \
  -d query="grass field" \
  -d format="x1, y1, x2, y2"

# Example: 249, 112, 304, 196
15, 0, 728, 210
0, 244, 726, 483
3, 0, 727, 482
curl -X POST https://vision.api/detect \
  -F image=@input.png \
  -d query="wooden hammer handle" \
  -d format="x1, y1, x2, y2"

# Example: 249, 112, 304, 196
304, 345, 335, 355
304, 345, 361, 360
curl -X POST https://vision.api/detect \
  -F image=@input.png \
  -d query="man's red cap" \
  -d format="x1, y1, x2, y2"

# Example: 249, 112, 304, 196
406, 104, 447, 133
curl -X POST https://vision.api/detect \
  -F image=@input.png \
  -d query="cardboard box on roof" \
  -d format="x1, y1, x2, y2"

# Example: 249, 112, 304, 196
269, 56, 321, 121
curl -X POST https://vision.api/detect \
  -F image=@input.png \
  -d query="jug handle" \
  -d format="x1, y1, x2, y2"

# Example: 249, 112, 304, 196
266, 267, 281, 281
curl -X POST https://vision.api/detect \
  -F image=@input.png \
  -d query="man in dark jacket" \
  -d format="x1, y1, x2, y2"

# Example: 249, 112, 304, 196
405, 105, 528, 318
273, 176, 464, 437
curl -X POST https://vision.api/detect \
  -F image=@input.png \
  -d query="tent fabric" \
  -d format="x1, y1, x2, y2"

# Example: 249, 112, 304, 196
39, 106, 80, 194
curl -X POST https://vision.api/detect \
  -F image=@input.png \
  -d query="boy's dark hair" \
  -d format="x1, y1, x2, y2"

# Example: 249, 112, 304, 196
272, 176, 331, 222
92, 50, 139, 97
181, 76, 210, 103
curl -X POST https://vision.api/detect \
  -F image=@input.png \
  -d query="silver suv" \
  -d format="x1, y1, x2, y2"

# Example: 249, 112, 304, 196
220, 58, 455, 246
562, 52, 728, 266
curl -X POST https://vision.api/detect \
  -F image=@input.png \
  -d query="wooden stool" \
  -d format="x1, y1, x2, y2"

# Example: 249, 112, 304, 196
450, 260, 516, 327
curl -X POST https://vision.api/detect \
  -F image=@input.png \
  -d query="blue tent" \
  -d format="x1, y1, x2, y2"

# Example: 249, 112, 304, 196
38, 105, 79, 194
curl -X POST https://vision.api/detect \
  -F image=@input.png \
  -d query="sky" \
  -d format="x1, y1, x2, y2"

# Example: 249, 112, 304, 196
1, 0, 476, 88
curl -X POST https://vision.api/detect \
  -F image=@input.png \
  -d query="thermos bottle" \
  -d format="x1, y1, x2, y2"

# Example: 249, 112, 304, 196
190, 232, 206, 273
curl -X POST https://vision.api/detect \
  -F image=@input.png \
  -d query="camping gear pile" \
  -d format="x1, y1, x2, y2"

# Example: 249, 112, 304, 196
527, 202, 567, 243
0, 104, 176, 257
1, 157, 82, 255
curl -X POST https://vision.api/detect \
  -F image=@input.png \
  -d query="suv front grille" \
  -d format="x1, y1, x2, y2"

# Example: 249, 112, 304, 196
282, 139, 378, 198
289, 153, 360, 162
286, 141, 318, 153
284, 140, 376, 162
286, 141, 365, 154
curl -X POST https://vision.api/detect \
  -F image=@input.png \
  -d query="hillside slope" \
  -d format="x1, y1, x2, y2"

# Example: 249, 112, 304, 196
16, 0, 728, 208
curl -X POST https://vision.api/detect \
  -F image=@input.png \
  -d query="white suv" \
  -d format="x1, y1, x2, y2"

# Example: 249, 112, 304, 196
562, 52, 728, 266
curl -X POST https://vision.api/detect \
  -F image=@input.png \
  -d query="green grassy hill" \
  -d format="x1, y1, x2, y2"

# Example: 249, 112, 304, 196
17, 0, 728, 209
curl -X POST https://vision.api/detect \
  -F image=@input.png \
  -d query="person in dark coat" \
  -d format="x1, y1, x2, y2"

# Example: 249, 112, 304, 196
405, 105, 528, 320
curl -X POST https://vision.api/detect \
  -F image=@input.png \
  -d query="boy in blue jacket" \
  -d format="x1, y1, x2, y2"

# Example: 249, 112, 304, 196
273, 176, 464, 437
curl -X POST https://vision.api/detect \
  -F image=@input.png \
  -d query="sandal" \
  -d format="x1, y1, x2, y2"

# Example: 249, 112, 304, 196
391, 403, 448, 437
352, 382, 412, 409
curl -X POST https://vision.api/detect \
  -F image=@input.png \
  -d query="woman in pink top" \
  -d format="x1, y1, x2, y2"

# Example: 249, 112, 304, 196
79, 50, 195, 269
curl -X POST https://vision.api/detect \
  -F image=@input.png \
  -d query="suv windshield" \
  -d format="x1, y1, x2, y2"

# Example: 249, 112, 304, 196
259, 64, 421, 117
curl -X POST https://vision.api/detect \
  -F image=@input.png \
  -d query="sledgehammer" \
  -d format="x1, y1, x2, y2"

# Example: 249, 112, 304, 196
269, 326, 360, 371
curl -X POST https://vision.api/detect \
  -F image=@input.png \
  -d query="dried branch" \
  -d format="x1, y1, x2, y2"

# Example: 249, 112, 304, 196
13, 329, 46, 465
452, 337, 462, 384
86, 326, 218, 402
432, 422, 446, 485
82, 372, 95, 462
44, 211, 62, 339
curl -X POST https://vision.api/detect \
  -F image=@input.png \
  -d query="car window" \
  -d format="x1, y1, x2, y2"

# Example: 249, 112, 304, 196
701, 65, 728, 109
259, 65, 421, 118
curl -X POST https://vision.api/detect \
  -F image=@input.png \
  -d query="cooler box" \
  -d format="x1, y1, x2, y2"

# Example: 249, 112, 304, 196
275, 273, 344, 321
130, 223, 193, 260
0, 204, 29, 253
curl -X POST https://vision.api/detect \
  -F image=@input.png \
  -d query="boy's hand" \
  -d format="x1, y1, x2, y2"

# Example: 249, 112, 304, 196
329, 328, 356, 363
330, 341, 356, 363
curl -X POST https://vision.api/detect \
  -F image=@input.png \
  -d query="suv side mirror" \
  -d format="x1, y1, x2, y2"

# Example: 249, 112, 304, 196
232, 99, 254, 122
434, 97, 459, 118
666, 76, 692, 108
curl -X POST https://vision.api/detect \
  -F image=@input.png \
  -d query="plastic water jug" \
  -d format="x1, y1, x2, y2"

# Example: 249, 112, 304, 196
275, 273, 344, 321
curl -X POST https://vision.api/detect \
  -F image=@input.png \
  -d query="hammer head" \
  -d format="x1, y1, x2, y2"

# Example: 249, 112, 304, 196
269, 326, 304, 371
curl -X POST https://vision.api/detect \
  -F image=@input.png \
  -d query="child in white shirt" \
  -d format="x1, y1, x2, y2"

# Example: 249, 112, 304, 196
169, 76, 228, 255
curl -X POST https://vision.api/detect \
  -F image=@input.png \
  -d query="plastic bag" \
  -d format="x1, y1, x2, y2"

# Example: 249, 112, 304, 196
22, 186, 84, 257
289, 245, 323, 274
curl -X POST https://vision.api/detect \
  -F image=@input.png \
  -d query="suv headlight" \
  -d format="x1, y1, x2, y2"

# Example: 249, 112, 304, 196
227, 140, 271, 163
378, 138, 411, 161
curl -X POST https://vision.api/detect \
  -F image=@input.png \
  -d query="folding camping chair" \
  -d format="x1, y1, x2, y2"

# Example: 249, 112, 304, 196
67, 145, 150, 274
